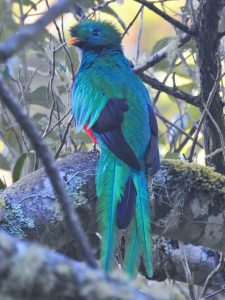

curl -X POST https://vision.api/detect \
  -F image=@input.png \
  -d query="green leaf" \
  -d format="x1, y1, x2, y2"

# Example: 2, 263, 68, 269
0, 153, 10, 170
26, 87, 64, 110
4, 127, 21, 152
12, 153, 28, 182
12, 152, 35, 182
26, 87, 49, 108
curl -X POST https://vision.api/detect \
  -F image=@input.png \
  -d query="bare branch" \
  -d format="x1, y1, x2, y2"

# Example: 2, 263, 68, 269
200, 252, 224, 299
139, 73, 200, 106
188, 71, 222, 162
134, 33, 191, 73
2, 153, 225, 288
156, 112, 203, 148
136, 6, 144, 62
179, 241, 196, 300
0, 231, 156, 300
134, 0, 196, 35
55, 116, 73, 159
122, 5, 144, 38
2, 152, 225, 257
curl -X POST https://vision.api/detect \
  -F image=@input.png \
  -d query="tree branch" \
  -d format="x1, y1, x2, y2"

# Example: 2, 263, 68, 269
1, 152, 225, 255
0, 0, 75, 62
0, 231, 157, 300
195, 0, 225, 174
1, 153, 225, 289
134, 0, 196, 35
152, 240, 225, 290
139, 73, 200, 106
134, 34, 191, 73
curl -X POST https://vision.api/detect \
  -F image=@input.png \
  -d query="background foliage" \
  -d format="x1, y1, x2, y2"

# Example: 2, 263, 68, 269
0, 0, 203, 190
1, 0, 225, 299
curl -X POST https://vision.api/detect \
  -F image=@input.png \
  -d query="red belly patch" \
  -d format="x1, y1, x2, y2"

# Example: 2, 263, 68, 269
84, 123, 98, 144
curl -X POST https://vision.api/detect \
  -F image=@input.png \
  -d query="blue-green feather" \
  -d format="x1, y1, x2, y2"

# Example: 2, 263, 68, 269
96, 145, 129, 271
133, 172, 153, 278
123, 216, 140, 277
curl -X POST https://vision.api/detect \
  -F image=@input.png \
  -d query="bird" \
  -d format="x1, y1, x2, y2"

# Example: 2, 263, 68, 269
67, 19, 160, 278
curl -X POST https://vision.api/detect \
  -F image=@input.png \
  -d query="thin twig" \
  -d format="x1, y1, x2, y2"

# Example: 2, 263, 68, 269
153, 58, 175, 104
188, 71, 223, 162
23, 0, 44, 20
0, 74, 97, 269
203, 104, 225, 163
204, 287, 225, 299
175, 125, 198, 153
188, 0, 197, 28
205, 147, 223, 160
200, 252, 224, 299
122, 5, 143, 39
61, 14, 65, 42
23, 64, 44, 94
140, 73, 200, 106
42, 108, 72, 139
55, 116, 73, 159
42, 46, 59, 139
45, 0, 75, 78
157, 112, 202, 147
85, 0, 116, 19
136, 6, 144, 62
179, 241, 196, 300
134, 0, 196, 35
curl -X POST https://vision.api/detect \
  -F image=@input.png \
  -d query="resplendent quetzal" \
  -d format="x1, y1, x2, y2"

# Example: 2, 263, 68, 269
67, 20, 160, 278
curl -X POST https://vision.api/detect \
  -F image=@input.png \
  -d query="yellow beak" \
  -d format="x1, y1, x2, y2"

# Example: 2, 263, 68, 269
67, 36, 81, 46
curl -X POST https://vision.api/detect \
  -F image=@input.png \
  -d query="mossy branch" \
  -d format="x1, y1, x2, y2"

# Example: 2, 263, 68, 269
0, 230, 158, 300
1, 151, 225, 251
1, 152, 225, 287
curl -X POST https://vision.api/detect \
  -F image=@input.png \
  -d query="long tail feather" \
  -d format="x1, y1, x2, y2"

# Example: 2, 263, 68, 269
123, 216, 140, 277
133, 172, 153, 278
116, 176, 136, 229
96, 150, 129, 272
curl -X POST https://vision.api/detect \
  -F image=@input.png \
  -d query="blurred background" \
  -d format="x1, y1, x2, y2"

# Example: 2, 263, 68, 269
1, 1, 223, 299
0, 0, 202, 191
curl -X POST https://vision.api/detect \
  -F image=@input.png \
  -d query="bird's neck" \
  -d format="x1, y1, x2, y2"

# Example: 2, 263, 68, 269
78, 45, 123, 71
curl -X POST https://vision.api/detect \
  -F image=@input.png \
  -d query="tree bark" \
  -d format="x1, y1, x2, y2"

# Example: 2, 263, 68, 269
0, 231, 158, 300
196, 0, 225, 174
2, 152, 225, 252
1, 152, 225, 287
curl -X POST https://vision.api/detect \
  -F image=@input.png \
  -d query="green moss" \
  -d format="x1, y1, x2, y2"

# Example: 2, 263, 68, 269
161, 159, 225, 196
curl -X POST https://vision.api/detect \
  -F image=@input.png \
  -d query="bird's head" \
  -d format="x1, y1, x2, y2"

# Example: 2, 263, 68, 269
67, 20, 122, 49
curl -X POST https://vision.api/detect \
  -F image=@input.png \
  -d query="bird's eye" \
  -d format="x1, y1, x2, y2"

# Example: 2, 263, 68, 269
92, 29, 100, 36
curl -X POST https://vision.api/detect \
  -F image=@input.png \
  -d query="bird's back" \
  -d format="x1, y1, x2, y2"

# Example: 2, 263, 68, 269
74, 48, 151, 160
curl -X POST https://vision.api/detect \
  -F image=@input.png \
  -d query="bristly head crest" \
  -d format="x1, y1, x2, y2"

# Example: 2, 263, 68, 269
69, 19, 122, 48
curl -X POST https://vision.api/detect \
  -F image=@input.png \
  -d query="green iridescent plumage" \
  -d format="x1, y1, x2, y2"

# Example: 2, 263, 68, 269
70, 19, 159, 278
